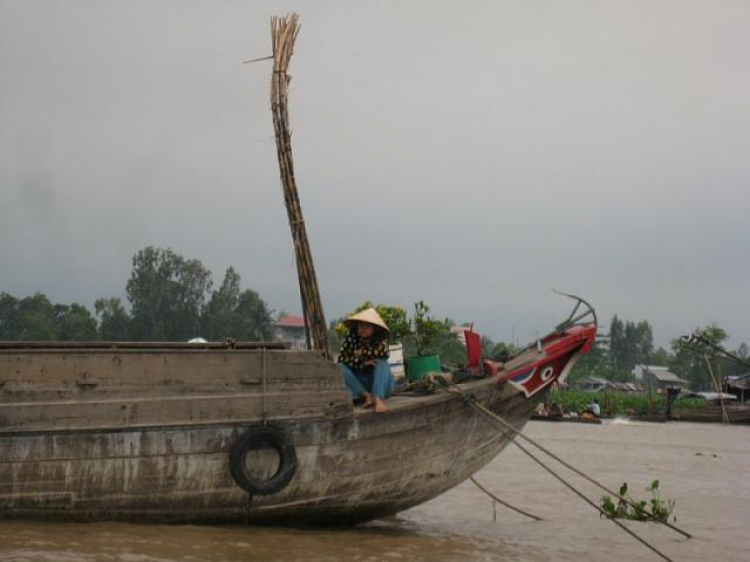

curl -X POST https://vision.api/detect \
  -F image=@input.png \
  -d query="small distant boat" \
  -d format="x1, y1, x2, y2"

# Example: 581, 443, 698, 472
635, 392, 750, 424
672, 392, 750, 424
531, 413, 602, 425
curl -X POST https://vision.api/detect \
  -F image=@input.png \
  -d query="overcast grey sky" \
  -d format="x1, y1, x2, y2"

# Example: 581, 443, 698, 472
1, 1, 748, 348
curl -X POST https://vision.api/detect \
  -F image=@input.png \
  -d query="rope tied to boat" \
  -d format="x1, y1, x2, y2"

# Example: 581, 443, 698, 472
469, 476, 542, 522
511, 437, 679, 562
448, 385, 691, 562
395, 372, 454, 395
261, 347, 268, 425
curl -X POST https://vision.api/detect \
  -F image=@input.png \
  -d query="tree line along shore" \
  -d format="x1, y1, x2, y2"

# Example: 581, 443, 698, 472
1, 246, 746, 393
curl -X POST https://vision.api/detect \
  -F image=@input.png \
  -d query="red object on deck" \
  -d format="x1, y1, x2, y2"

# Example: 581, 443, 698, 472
464, 329, 482, 374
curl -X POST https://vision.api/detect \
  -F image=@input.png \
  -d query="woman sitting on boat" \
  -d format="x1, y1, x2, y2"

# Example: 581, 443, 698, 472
338, 308, 395, 413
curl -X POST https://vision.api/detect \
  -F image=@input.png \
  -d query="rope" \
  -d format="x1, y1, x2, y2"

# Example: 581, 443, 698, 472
512, 439, 677, 562
470, 476, 542, 521
394, 372, 454, 395
243, 492, 254, 525
261, 347, 268, 424
449, 388, 687, 562
454, 391, 692, 539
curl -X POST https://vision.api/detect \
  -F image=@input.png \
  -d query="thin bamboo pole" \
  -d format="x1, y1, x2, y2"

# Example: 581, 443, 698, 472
705, 355, 729, 424
269, 14, 330, 359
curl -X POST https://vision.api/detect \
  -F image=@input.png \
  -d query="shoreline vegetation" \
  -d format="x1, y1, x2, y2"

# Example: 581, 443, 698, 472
548, 389, 709, 417
1, 246, 747, 395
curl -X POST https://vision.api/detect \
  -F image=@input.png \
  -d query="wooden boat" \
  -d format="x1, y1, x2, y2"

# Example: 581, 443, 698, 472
634, 413, 669, 423
0, 14, 597, 525
531, 413, 602, 425
0, 322, 595, 524
635, 394, 750, 424
672, 401, 750, 424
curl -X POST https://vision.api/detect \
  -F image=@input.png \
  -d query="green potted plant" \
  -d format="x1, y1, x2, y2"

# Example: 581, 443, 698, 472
404, 301, 446, 381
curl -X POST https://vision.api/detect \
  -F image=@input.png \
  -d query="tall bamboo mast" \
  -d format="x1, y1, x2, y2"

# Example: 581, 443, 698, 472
270, 14, 330, 359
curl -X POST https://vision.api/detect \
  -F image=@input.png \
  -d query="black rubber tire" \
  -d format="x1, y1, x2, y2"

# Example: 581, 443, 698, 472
229, 425, 297, 496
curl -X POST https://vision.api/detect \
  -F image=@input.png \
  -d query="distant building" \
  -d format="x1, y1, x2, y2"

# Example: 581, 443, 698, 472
274, 315, 307, 350
639, 366, 688, 391
574, 377, 641, 393
576, 377, 612, 392
609, 382, 641, 392
725, 373, 750, 402
632, 365, 649, 381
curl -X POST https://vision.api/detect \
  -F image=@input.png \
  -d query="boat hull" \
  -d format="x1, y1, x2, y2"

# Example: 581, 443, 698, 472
0, 379, 538, 525
0, 325, 595, 525
672, 405, 750, 424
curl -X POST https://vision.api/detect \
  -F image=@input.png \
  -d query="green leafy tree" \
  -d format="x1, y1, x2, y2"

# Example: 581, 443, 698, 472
2, 251, 277, 344
633, 320, 654, 366
126, 246, 213, 341
0, 293, 20, 339
401, 301, 461, 362
609, 315, 625, 370
488, 341, 520, 361
428, 319, 466, 365
1, 293, 98, 341
201, 268, 274, 341
481, 335, 520, 362
201, 267, 241, 340
716, 342, 750, 378
609, 316, 655, 373
54, 303, 98, 341
233, 289, 274, 341
670, 324, 729, 390
14, 293, 57, 340
568, 341, 610, 383
649, 346, 671, 366
95, 297, 131, 341
410, 300, 447, 356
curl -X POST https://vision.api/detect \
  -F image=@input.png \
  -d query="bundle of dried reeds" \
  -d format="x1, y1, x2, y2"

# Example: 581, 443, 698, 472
270, 13, 330, 358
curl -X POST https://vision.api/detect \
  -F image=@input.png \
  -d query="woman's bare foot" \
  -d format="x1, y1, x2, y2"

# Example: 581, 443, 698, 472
362, 393, 375, 409
374, 397, 389, 413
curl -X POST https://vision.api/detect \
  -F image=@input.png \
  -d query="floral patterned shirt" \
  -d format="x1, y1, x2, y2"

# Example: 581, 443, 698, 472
338, 333, 390, 369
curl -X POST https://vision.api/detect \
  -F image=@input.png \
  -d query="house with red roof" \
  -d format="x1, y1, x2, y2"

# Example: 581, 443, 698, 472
274, 315, 307, 350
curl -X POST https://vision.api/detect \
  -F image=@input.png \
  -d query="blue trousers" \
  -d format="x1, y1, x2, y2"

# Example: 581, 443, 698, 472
340, 360, 395, 400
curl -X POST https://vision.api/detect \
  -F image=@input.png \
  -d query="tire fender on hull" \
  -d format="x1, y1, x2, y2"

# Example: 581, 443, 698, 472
229, 425, 297, 495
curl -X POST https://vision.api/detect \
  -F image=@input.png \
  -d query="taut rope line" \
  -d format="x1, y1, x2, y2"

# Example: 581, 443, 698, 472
449, 388, 689, 562
511, 438, 677, 562
456, 392, 692, 539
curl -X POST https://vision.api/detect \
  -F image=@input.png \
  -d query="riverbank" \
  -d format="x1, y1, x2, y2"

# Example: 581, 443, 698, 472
548, 388, 664, 416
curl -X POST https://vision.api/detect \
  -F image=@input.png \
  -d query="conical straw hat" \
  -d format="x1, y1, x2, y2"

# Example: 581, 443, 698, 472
343, 308, 390, 334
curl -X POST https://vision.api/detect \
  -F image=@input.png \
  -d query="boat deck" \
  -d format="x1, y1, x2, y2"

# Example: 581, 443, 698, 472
352, 375, 500, 416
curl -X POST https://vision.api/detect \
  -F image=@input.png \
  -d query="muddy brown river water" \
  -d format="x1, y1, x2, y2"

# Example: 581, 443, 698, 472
0, 419, 747, 562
